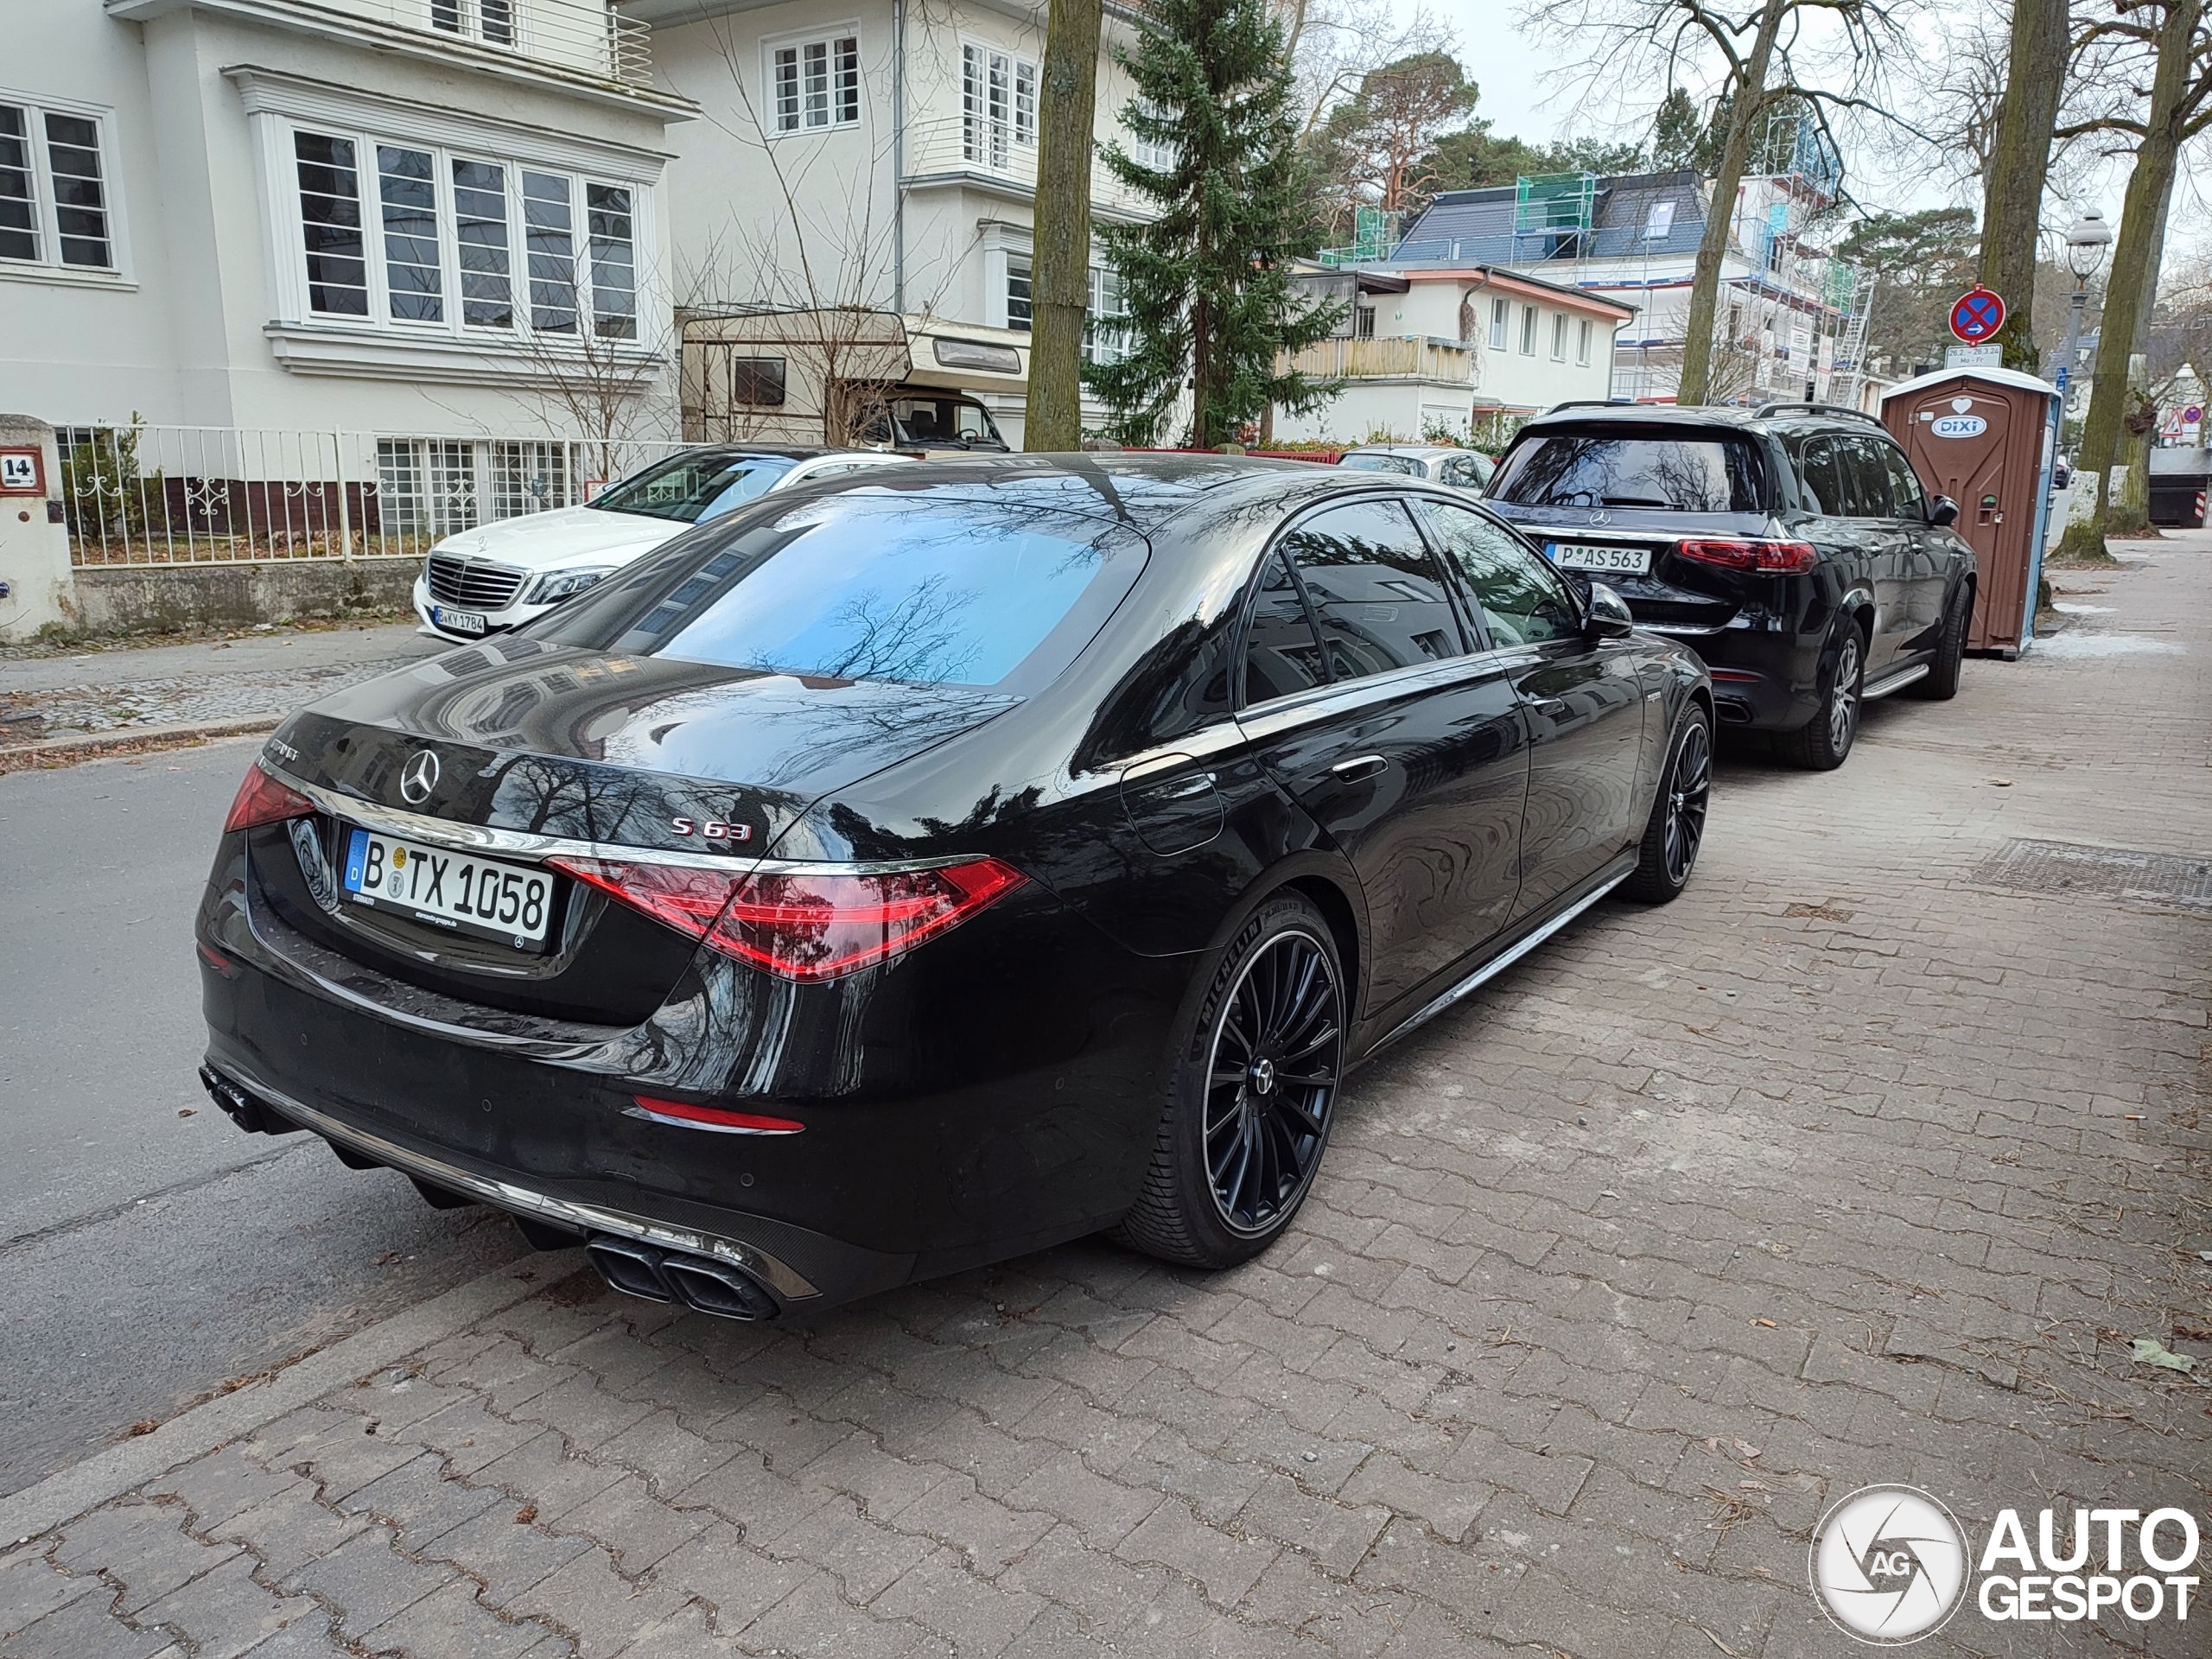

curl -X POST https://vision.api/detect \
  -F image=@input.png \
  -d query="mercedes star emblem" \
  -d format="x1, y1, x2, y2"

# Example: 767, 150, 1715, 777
398, 750, 441, 805
1588, 509, 1611, 526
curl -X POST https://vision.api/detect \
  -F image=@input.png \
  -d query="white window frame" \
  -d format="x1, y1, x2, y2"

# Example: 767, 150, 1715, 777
1576, 316, 1592, 365
1519, 303, 1537, 356
962, 39, 1036, 168
765, 29, 862, 137
427, 0, 518, 51
276, 117, 642, 347
1550, 311, 1567, 361
1126, 99, 1174, 173
1006, 252, 1033, 331
1487, 295, 1509, 352
1084, 264, 1127, 365
0, 88, 130, 286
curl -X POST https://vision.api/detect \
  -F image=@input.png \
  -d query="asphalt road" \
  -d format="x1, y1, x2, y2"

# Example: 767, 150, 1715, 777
0, 739, 526, 1497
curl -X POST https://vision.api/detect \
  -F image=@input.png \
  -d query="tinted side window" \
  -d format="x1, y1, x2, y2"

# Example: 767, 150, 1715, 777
1280, 499, 1466, 681
1881, 442, 1925, 518
1840, 435, 1896, 518
1792, 435, 1847, 515
1414, 499, 1580, 646
1242, 548, 1330, 704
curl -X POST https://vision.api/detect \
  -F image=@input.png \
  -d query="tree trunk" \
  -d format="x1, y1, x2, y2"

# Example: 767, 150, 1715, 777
1676, 0, 1789, 406
1976, 0, 2069, 373
2058, 0, 2201, 558
1024, 0, 1103, 451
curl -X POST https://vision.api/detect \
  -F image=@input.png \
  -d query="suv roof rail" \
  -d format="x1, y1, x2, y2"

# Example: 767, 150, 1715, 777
1541, 398, 1642, 413
1751, 401, 1884, 426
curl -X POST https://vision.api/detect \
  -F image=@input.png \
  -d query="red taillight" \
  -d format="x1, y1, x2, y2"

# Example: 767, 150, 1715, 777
630, 1096, 805, 1134
1674, 538, 1818, 574
223, 762, 315, 832
549, 855, 1025, 982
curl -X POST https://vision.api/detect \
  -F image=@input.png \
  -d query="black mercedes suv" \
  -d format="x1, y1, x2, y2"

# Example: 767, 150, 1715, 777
1486, 404, 1975, 768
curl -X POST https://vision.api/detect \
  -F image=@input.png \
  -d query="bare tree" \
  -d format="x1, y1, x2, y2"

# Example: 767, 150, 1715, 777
1524, 0, 1908, 405
1272, 0, 1457, 137
1026, 0, 1105, 450
2058, 0, 2212, 554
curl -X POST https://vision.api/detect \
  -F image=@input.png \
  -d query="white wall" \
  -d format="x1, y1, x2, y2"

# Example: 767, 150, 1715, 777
3, 1, 687, 437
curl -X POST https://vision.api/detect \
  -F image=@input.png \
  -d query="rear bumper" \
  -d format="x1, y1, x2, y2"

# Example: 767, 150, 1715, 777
196, 843, 1188, 1313
1647, 622, 1823, 732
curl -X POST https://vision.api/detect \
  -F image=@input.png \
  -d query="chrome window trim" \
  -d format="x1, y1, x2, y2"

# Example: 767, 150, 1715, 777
1235, 643, 1529, 737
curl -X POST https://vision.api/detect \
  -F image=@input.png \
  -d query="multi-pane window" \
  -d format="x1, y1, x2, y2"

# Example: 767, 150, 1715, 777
1083, 264, 1126, 365
1006, 256, 1033, 330
1127, 100, 1174, 173
296, 132, 368, 315
292, 126, 638, 343
2, 103, 118, 271
772, 35, 861, 133
431, 0, 515, 48
523, 169, 575, 333
490, 442, 576, 518
963, 43, 1035, 167
378, 146, 441, 322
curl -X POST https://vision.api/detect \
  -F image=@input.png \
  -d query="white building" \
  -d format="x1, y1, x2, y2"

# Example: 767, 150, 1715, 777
1390, 162, 1873, 410
5, 0, 696, 442
1274, 265, 1632, 445
643, 0, 1152, 447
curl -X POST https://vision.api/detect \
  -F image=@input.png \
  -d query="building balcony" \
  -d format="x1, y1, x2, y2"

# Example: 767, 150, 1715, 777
109, 0, 654, 90
1281, 336, 1478, 385
899, 117, 1154, 222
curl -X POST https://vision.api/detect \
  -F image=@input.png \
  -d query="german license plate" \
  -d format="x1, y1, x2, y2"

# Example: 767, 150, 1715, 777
1548, 543, 1652, 575
341, 827, 552, 949
433, 606, 488, 636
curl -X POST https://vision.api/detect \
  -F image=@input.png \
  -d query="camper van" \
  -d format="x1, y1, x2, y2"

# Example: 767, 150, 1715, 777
682, 308, 1024, 456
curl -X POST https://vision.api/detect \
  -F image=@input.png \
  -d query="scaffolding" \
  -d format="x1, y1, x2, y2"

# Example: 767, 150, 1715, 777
1513, 172, 1597, 260
1319, 206, 1399, 268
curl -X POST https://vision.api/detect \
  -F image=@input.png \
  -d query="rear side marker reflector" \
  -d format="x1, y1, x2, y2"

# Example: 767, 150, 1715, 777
629, 1096, 805, 1135
549, 855, 1026, 982
223, 761, 315, 832
1674, 538, 1818, 575
1707, 668, 1763, 683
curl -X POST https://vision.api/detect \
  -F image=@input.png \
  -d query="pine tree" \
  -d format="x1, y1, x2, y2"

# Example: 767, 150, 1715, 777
1084, 0, 1342, 448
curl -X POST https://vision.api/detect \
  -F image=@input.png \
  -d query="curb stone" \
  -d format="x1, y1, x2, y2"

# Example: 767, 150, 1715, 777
0, 717, 277, 775
0, 1257, 555, 1542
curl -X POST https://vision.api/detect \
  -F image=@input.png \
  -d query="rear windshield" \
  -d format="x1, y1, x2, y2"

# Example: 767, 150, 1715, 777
590, 451, 798, 523
1338, 453, 1421, 475
532, 493, 1147, 691
1491, 430, 1766, 512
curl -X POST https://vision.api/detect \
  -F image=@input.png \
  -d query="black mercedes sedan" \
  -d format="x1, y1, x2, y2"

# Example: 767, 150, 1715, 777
195, 456, 1712, 1319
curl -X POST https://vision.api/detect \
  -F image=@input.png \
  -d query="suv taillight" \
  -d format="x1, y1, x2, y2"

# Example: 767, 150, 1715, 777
1674, 538, 1818, 574
548, 856, 1025, 982
223, 762, 315, 832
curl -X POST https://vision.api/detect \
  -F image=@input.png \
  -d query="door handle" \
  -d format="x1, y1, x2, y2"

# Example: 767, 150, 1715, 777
1329, 753, 1388, 781
1528, 696, 1571, 718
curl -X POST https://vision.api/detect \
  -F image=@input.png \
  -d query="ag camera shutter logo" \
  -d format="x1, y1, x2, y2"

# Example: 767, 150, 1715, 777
1810, 1485, 1970, 1644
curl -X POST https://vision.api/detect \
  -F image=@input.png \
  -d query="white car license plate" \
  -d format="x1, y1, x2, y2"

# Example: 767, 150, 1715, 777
1548, 543, 1652, 575
341, 827, 552, 948
433, 606, 488, 636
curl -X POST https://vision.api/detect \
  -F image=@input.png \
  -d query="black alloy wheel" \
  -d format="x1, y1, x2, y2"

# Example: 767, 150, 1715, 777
1121, 894, 1345, 1267
1779, 621, 1865, 771
1204, 928, 1342, 1235
1624, 704, 1712, 902
1912, 586, 1968, 700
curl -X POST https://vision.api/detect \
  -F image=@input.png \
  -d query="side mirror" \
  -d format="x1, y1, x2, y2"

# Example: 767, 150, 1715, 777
1586, 582, 1635, 639
1928, 495, 1960, 528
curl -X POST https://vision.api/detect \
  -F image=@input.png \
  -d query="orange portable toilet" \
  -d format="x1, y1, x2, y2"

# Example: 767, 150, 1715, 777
1879, 367, 2061, 658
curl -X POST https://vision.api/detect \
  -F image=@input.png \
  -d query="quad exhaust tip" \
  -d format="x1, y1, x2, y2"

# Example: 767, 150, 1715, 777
586, 1235, 779, 1322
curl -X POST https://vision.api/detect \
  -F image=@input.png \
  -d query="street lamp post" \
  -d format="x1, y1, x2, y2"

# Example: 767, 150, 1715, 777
2054, 210, 2112, 427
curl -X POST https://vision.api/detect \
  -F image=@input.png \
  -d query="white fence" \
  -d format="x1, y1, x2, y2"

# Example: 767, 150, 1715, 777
59, 425, 694, 567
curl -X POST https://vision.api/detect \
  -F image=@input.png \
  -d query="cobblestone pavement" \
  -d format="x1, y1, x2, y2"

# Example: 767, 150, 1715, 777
0, 623, 441, 742
5, 539, 2207, 1658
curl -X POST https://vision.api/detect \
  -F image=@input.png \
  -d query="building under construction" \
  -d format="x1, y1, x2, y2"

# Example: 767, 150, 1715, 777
1385, 114, 1876, 409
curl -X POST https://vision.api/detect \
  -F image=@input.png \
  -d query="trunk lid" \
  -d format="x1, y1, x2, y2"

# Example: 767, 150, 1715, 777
250, 634, 1019, 1021
1491, 502, 1785, 631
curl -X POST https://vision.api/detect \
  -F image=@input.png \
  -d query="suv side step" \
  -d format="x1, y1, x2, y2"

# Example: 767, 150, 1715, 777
1861, 663, 1930, 702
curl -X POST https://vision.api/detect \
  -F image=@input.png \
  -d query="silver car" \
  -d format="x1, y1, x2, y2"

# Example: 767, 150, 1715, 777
1335, 445, 1496, 492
